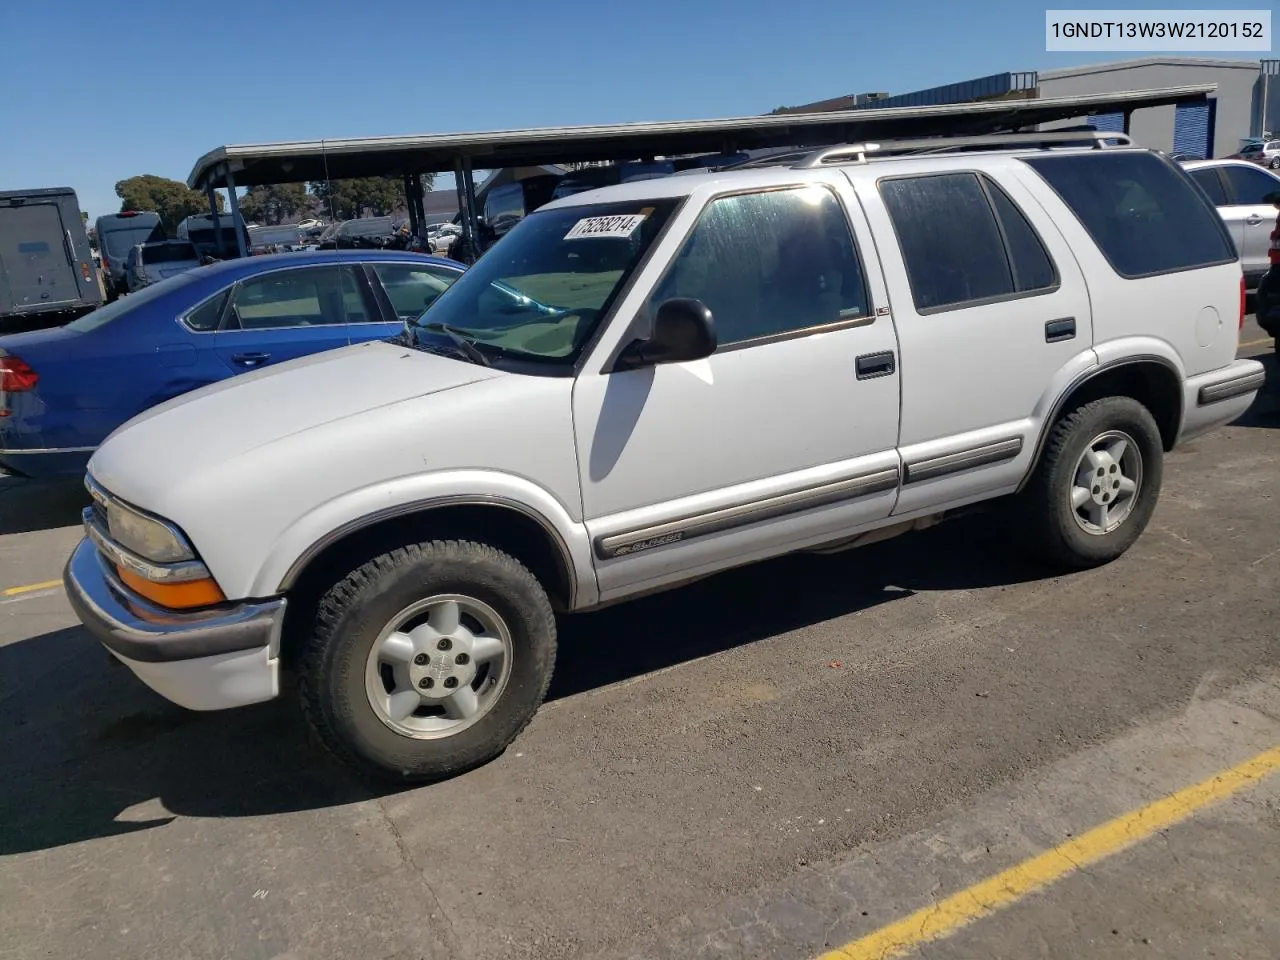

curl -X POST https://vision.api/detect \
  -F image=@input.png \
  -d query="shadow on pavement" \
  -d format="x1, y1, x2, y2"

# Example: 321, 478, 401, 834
549, 510, 1047, 700
0, 475, 91, 535
1231, 350, 1279, 431
0, 510, 1051, 856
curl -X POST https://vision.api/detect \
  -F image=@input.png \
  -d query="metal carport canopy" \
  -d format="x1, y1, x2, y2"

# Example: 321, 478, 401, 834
187, 84, 1215, 190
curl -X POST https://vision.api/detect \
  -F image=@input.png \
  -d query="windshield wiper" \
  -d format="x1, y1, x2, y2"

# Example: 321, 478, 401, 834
420, 321, 491, 367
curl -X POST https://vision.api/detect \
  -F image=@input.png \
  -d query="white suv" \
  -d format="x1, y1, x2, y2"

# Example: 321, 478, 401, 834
64, 132, 1266, 783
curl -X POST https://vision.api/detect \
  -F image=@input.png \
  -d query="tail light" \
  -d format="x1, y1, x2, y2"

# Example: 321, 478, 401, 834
0, 355, 39, 392
1240, 275, 1247, 331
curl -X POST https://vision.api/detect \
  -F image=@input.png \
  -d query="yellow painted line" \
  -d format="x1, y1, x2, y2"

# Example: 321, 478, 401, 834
0, 579, 62, 597
1239, 336, 1274, 348
818, 745, 1280, 960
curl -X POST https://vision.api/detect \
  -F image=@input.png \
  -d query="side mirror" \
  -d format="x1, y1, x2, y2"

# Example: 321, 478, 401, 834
615, 298, 716, 371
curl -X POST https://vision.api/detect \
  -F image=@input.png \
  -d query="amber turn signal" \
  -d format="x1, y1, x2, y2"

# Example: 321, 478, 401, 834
116, 566, 227, 610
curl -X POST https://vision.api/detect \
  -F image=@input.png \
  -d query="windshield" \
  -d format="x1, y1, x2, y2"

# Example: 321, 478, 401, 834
65, 270, 202, 333
101, 222, 163, 258
140, 242, 198, 264
407, 198, 681, 365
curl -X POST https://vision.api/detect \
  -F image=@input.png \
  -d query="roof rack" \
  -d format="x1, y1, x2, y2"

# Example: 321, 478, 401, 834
792, 130, 1134, 168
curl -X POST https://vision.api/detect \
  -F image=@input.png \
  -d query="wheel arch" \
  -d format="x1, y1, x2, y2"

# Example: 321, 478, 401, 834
1018, 355, 1183, 493
276, 496, 582, 667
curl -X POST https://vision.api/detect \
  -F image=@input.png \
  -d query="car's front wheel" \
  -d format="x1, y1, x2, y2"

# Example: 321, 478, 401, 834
1022, 396, 1164, 569
298, 540, 557, 783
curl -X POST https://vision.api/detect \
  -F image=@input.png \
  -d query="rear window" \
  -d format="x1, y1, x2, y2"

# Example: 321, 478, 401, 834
140, 242, 198, 264
1022, 152, 1236, 278
100, 222, 165, 258
65, 272, 199, 333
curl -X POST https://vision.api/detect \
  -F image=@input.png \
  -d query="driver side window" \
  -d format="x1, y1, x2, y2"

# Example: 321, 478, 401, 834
646, 185, 870, 348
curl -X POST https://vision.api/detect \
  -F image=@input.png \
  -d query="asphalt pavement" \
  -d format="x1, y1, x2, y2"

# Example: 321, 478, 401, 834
0, 324, 1275, 960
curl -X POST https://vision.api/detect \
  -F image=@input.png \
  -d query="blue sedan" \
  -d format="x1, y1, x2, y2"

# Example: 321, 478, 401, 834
0, 250, 465, 479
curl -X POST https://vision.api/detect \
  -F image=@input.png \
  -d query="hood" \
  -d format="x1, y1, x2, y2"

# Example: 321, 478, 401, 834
88, 339, 502, 501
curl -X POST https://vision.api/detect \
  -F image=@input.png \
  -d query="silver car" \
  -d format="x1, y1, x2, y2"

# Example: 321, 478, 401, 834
126, 239, 204, 292
1182, 159, 1280, 290
1237, 139, 1280, 170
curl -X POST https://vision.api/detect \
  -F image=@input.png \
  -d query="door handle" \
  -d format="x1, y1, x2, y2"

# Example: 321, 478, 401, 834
1045, 317, 1076, 343
1245, 214, 1265, 225
855, 351, 896, 379
231, 352, 271, 367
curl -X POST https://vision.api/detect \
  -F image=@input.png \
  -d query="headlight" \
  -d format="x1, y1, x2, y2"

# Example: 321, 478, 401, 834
106, 499, 195, 563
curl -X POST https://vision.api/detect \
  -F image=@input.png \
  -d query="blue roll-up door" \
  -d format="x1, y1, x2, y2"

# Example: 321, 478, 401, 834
1173, 101, 1213, 159
1088, 112, 1126, 132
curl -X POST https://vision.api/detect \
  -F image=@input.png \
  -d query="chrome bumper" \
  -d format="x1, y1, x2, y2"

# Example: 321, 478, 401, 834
63, 537, 286, 665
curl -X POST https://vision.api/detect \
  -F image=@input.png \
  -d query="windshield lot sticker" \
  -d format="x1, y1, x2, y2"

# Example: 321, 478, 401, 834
564, 214, 647, 240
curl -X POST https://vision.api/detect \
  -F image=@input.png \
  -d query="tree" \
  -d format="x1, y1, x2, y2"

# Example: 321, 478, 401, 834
308, 174, 434, 221
115, 175, 223, 235
309, 177, 404, 220
238, 183, 311, 225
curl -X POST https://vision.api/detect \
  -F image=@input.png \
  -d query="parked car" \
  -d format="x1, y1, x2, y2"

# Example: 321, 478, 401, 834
482, 175, 563, 239
315, 216, 400, 250
1182, 159, 1280, 290
429, 222, 462, 256
0, 250, 463, 479
248, 224, 308, 255
95, 210, 165, 301
177, 213, 251, 260
62, 134, 1265, 784
1235, 139, 1280, 169
126, 240, 204, 292
2, 187, 103, 326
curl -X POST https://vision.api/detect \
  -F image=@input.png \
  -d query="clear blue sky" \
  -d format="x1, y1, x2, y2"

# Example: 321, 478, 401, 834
0, 0, 1266, 220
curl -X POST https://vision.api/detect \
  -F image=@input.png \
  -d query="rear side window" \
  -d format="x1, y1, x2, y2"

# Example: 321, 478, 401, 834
184, 289, 229, 332
1187, 167, 1229, 206
878, 172, 1057, 313
1022, 152, 1236, 278
371, 263, 461, 321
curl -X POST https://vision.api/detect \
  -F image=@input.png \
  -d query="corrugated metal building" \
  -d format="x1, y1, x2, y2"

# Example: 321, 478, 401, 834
778, 57, 1279, 159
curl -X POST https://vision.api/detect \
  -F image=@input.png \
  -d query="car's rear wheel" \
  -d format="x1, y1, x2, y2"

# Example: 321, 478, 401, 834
297, 540, 556, 783
1022, 396, 1163, 569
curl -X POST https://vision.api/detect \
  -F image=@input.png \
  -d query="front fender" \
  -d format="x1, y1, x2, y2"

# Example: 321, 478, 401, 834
247, 469, 599, 608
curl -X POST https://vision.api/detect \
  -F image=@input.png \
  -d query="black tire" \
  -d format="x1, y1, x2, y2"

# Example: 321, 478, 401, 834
1270, 157, 1280, 170
1021, 396, 1163, 570
297, 539, 556, 784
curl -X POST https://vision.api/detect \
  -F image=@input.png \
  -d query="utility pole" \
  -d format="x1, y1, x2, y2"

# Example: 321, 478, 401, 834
1262, 60, 1279, 138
